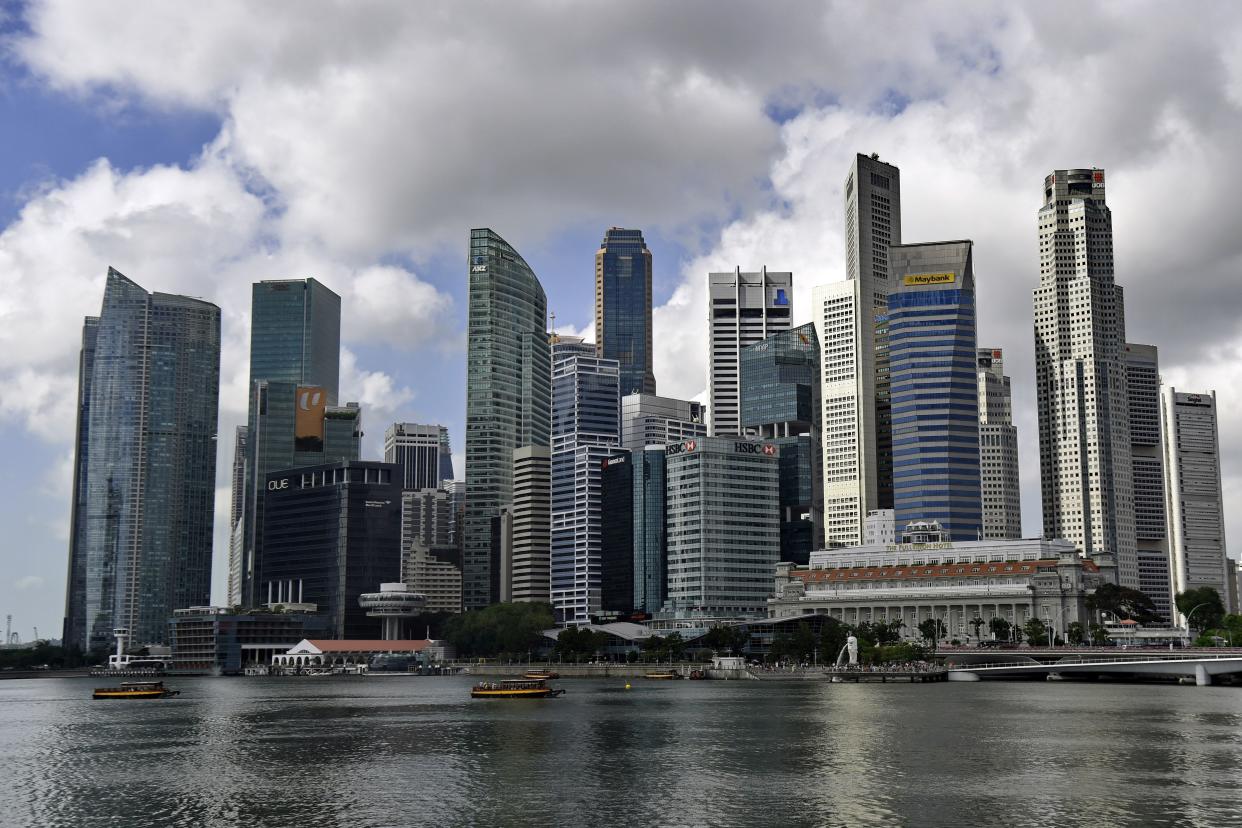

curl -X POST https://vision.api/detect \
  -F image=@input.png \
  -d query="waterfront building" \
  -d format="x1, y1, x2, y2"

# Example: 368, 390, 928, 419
813, 279, 875, 547
66, 268, 220, 651
844, 152, 902, 512
239, 278, 345, 608
167, 606, 327, 675
863, 509, 895, 546
510, 446, 552, 602
403, 542, 462, 614
620, 393, 706, 451
401, 487, 454, 552
1125, 343, 1173, 622
740, 322, 824, 563
707, 267, 793, 436
1161, 389, 1230, 616
888, 241, 982, 541
550, 336, 620, 624
359, 583, 427, 640
632, 447, 668, 615
769, 532, 1117, 642
227, 426, 249, 606
384, 423, 454, 491
261, 461, 402, 639
663, 436, 780, 618
596, 227, 656, 396
1033, 168, 1138, 588
977, 348, 1022, 540
600, 453, 635, 614
465, 228, 551, 608
271, 639, 443, 672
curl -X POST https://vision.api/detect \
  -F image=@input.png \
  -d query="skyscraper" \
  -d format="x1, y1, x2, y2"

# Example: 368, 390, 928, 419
596, 227, 655, 396
813, 279, 876, 547
619, 393, 706, 450
888, 241, 981, 541
510, 446, 551, 602
62, 317, 99, 652
1033, 168, 1137, 587
740, 322, 823, 563
464, 228, 551, 608
227, 426, 248, 606
600, 453, 635, 614
844, 153, 902, 510
1125, 343, 1173, 621
238, 278, 345, 607
631, 446, 668, 615
549, 336, 620, 624
384, 423, 454, 491
707, 267, 793, 436
1162, 389, 1230, 615
67, 268, 220, 650
977, 348, 1021, 540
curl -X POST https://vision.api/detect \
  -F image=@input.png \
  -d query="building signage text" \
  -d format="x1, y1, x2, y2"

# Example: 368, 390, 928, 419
903, 272, 956, 287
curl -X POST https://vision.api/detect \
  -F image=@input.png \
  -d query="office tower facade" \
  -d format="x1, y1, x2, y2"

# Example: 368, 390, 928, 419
707, 267, 793, 436
631, 447, 668, 615
550, 337, 620, 624
68, 267, 220, 650
620, 393, 706, 450
888, 241, 981, 541
240, 278, 344, 607
465, 228, 551, 609
1125, 344, 1173, 621
663, 437, 780, 617
510, 446, 552, 602
1161, 389, 1230, 613
399, 483, 463, 613
813, 280, 876, 547
384, 423, 454, 491
1033, 168, 1138, 587
227, 426, 249, 606
596, 227, 656, 396
741, 322, 824, 563
401, 488, 454, 551
261, 461, 402, 638
844, 153, 902, 511
863, 509, 895, 545
977, 348, 1022, 540
62, 317, 99, 652
600, 453, 635, 614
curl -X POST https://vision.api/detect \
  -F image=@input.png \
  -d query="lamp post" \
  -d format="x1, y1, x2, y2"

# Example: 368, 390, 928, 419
1184, 602, 1211, 647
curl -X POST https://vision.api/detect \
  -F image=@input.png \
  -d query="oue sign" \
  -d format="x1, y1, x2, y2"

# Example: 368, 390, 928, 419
268, 479, 290, 491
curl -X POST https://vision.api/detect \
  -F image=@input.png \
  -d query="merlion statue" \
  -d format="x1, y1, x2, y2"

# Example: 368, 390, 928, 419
835, 634, 860, 667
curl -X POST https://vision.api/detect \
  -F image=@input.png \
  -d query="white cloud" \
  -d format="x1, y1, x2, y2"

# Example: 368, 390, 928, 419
14, 575, 45, 591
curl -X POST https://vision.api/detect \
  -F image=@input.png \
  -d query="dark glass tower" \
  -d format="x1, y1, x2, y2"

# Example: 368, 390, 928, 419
464, 229, 551, 609
62, 317, 99, 653
740, 322, 823, 563
595, 228, 655, 396
69, 268, 220, 650
600, 453, 635, 614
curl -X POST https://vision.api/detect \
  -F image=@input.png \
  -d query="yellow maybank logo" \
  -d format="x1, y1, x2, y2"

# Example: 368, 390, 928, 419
903, 272, 956, 286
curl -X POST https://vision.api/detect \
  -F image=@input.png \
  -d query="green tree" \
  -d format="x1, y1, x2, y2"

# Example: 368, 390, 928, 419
917, 618, 947, 649
988, 616, 1011, 642
1089, 624, 1109, 645
792, 623, 817, 662
641, 635, 666, 663
1067, 621, 1086, 646
701, 625, 748, 656
440, 602, 555, 658
1023, 618, 1049, 646
970, 616, 985, 641
1087, 583, 1160, 624
665, 632, 687, 662
818, 621, 849, 664
1175, 587, 1226, 632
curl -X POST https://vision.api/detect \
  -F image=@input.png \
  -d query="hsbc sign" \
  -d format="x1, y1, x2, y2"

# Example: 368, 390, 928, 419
734, 442, 776, 456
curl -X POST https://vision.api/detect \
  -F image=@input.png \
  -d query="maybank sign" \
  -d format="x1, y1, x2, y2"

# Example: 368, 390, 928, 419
903, 272, 956, 286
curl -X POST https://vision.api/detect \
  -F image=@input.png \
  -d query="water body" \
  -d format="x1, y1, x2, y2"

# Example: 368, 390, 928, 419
3, 676, 1241, 827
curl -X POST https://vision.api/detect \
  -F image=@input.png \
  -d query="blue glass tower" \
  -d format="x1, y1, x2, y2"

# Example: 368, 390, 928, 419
887, 241, 981, 541
595, 228, 655, 396
69, 268, 220, 650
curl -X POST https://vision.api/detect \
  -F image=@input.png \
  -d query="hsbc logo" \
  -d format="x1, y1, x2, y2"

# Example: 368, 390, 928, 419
734, 442, 776, 456
762, 444, 777, 456
685, 440, 696, 452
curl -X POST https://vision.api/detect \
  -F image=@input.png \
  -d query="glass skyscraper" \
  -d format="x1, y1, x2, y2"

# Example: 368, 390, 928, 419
65, 268, 220, 651
464, 229, 551, 609
595, 227, 655, 396
888, 241, 981, 541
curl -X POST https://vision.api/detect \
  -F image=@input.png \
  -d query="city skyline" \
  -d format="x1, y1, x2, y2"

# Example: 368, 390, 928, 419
5, 4, 1242, 639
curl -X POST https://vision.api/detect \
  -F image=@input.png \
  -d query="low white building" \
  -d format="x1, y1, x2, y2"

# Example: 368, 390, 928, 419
271, 638, 453, 671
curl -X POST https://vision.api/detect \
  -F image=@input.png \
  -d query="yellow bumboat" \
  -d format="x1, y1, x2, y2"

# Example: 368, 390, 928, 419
93, 681, 180, 700
471, 679, 565, 699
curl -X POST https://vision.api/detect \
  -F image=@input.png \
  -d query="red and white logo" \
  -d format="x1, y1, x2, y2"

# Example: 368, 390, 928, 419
685, 440, 697, 452
762, 444, 777, 456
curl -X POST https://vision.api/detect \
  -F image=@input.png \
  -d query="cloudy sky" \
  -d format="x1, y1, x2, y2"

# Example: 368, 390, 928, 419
2, 1, 1241, 642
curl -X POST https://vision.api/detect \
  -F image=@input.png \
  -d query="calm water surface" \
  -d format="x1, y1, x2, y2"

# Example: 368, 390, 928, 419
3, 675, 1242, 827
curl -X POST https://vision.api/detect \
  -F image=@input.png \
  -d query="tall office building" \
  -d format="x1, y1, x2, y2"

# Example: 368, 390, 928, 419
977, 348, 1022, 540
384, 423, 454, 491
813, 280, 875, 547
399, 482, 463, 614
1033, 168, 1137, 587
889, 241, 981, 541
62, 317, 99, 652
464, 228, 551, 609
741, 323, 823, 563
227, 426, 249, 606
599, 446, 669, 617
844, 153, 902, 510
510, 446, 552, 602
631, 447, 668, 615
1161, 389, 1230, 615
600, 453, 635, 614
239, 278, 345, 607
66, 268, 220, 650
261, 461, 402, 639
620, 393, 706, 450
707, 267, 793, 436
663, 437, 780, 618
1125, 344, 1173, 621
596, 227, 655, 396
550, 336, 620, 624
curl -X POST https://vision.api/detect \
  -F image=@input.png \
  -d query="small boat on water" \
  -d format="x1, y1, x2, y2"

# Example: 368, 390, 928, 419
524, 670, 560, 680
471, 679, 565, 699
644, 672, 681, 680
93, 681, 180, 700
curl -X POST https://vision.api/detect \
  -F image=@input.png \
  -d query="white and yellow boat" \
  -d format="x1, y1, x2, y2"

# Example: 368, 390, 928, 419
93, 681, 180, 700
471, 678, 565, 699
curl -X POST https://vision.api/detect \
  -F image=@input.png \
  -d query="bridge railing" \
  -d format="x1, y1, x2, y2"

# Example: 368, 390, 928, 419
949, 654, 1242, 670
